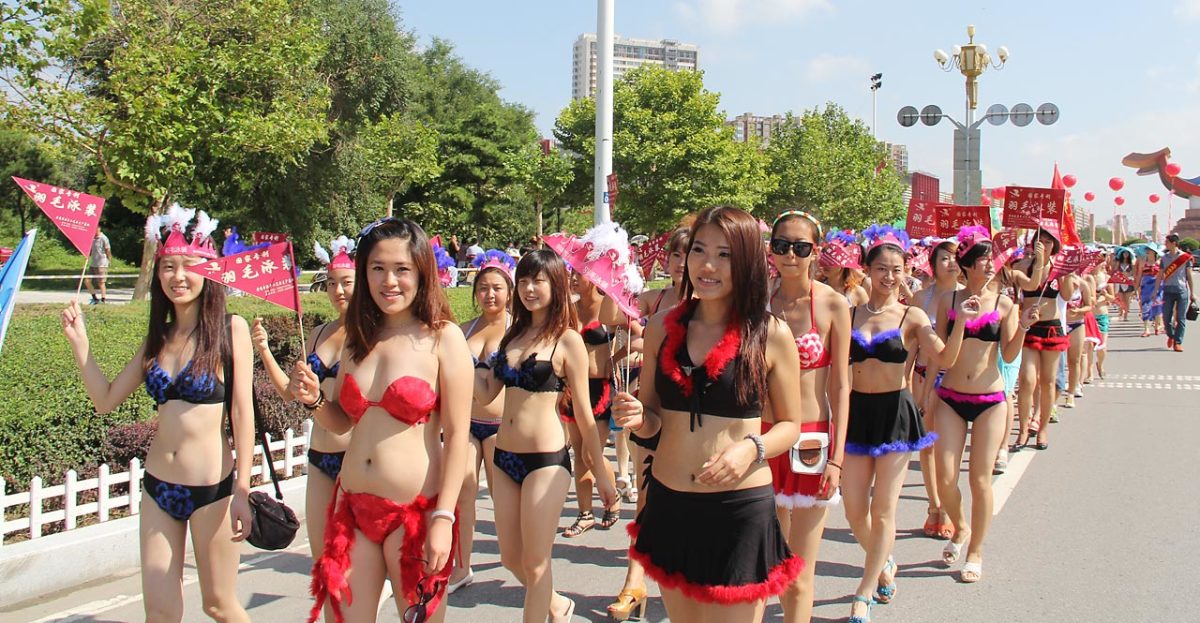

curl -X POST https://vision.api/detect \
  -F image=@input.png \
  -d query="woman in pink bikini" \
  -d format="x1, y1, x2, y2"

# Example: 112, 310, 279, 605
766, 210, 851, 623
293, 217, 473, 623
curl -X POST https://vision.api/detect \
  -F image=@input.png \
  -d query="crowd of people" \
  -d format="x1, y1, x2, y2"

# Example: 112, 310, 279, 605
59, 203, 1194, 623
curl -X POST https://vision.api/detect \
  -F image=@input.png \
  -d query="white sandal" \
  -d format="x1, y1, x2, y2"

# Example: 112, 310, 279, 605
942, 538, 966, 566
960, 561, 983, 583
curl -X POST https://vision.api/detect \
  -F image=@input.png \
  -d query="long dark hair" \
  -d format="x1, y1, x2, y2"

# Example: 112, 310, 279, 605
679, 206, 769, 405
345, 218, 454, 363
144, 258, 228, 379
499, 250, 578, 354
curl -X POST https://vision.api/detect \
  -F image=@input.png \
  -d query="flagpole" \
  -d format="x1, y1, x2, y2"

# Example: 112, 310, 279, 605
74, 256, 88, 301
289, 242, 307, 357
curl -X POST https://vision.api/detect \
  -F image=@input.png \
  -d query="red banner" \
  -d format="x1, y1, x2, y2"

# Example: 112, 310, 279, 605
818, 243, 861, 269
937, 204, 992, 238
906, 199, 938, 239
1109, 271, 1134, 286
635, 232, 669, 278
606, 173, 619, 205
1002, 186, 1066, 229
908, 244, 932, 276
252, 231, 288, 245
189, 242, 301, 313
12, 177, 105, 256
1082, 249, 1107, 274
1048, 246, 1086, 281
991, 229, 1023, 271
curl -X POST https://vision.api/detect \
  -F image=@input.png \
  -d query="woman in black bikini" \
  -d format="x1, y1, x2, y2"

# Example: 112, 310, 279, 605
62, 206, 253, 622
932, 226, 1037, 584
606, 225, 690, 621
841, 225, 975, 623
617, 206, 804, 623
1012, 229, 1070, 452
562, 273, 623, 538
475, 249, 617, 623
294, 217, 473, 623
766, 210, 851, 623
253, 235, 355, 621
448, 249, 514, 593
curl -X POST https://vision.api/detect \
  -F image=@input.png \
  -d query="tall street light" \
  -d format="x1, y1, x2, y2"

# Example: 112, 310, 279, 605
897, 25, 1057, 206
870, 73, 882, 139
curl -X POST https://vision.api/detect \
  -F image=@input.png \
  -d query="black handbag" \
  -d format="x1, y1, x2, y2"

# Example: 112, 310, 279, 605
1187, 302, 1199, 322
224, 318, 299, 550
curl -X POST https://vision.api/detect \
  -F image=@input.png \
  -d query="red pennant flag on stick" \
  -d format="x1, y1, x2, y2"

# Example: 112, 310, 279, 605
189, 241, 302, 313
12, 177, 105, 256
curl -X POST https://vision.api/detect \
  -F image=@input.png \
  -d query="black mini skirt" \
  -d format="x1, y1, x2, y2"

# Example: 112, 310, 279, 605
845, 388, 937, 456
628, 476, 803, 604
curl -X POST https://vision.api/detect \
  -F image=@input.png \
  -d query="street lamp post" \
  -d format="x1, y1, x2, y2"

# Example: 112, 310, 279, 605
870, 73, 882, 139
897, 26, 1057, 207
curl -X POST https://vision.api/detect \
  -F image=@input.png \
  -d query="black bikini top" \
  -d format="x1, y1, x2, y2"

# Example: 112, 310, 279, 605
581, 320, 615, 345
655, 302, 761, 431
306, 323, 341, 383
849, 306, 911, 364
145, 358, 226, 405
946, 292, 1002, 343
1022, 269, 1060, 299
490, 341, 565, 393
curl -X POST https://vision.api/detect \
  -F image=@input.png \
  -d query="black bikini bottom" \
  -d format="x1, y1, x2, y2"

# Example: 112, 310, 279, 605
492, 447, 572, 485
144, 470, 234, 521
308, 449, 345, 481
469, 419, 500, 443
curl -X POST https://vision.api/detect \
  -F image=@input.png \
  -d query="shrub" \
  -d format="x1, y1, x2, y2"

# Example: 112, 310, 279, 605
103, 420, 158, 467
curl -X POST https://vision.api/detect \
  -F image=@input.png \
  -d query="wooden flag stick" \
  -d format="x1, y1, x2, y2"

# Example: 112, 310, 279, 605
289, 242, 307, 356
74, 256, 89, 301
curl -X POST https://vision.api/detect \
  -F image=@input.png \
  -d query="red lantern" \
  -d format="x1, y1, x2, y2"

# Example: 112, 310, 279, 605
991, 186, 1006, 199
1114, 196, 1125, 206
1109, 177, 1125, 191
1149, 194, 1161, 204
1083, 192, 1095, 202
1166, 163, 1182, 176
1062, 174, 1077, 188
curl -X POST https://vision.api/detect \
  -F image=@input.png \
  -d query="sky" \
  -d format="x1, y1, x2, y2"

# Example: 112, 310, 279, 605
399, 0, 1200, 233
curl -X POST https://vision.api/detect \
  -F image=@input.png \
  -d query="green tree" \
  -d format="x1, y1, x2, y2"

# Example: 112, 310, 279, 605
503, 143, 574, 241
1, 0, 331, 298
764, 104, 906, 230
0, 127, 66, 234
356, 114, 441, 217
554, 66, 772, 233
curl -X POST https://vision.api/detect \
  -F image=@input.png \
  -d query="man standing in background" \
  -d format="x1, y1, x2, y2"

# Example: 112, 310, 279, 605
85, 227, 112, 305
1157, 233, 1195, 352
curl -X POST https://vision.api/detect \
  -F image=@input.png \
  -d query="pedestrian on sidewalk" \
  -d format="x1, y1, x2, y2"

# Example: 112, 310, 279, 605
63, 207, 254, 622
84, 226, 111, 304
1155, 234, 1195, 352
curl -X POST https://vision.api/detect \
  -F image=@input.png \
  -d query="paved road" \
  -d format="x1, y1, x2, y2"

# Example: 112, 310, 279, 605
6, 314, 1198, 622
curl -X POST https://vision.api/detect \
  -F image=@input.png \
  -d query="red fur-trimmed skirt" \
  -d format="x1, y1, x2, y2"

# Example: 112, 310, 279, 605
1023, 320, 1069, 352
763, 420, 841, 509
628, 477, 803, 604
309, 485, 456, 623
560, 376, 613, 423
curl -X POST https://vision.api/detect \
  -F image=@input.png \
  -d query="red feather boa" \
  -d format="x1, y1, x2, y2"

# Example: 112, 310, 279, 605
659, 300, 742, 395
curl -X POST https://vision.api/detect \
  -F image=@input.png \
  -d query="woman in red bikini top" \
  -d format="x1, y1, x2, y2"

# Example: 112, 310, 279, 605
291, 217, 473, 623
765, 210, 852, 623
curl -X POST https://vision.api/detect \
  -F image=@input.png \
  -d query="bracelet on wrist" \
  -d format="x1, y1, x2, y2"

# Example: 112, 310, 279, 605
430, 509, 455, 524
301, 389, 326, 411
827, 461, 842, 470
744, 433, 766, 465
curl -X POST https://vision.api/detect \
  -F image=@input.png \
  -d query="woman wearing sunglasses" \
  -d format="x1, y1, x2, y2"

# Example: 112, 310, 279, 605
765, 210, 851, 623
617, 206, 803, 623
297, 218, 473, 623
475, 249, 617, 623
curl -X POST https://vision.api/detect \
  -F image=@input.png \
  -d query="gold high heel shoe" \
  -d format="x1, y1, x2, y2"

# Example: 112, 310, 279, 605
606, 585, 648, 621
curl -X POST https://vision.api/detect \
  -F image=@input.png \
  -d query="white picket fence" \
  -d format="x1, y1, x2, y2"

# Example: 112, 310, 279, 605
0, 420, 314, 548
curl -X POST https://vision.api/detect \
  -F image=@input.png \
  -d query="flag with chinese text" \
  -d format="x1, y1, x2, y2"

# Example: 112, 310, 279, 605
189, 242, 301, 313
11, 177, 104, 256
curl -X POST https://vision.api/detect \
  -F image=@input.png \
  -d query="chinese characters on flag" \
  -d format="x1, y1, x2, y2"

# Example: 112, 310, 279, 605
635, 232, 669, 278
1048, 246, 1087, 281
908, 245, 932, 276
251, 231, 288, 245
906, 199, 938, 239
189, 242, 301, 313
1002, 186, 1066, 229
11, 177, 105, 256
991, 229, 1023, 272
937, 204, 991, 238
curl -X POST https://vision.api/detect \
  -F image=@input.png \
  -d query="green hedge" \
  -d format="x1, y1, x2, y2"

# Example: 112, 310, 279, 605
0, 286, 481, 491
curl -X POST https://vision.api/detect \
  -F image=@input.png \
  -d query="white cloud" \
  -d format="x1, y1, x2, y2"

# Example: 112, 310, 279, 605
675, 0, 832, 34
1176, 0, 1200, 18
804, 53, 868, 83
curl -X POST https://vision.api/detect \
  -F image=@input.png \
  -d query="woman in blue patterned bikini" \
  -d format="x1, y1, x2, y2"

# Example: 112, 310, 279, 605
62, 205, 254, 622
253, 235, 355, 622
475, 249, 617, 622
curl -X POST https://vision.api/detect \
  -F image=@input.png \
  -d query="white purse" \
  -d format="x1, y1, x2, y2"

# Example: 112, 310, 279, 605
789, 430, 829, 475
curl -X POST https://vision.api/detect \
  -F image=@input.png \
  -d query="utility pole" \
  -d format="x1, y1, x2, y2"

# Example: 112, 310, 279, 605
594, 0, 614, 225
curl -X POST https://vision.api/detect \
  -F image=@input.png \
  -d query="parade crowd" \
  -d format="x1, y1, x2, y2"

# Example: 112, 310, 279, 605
59, 204, 1194, 623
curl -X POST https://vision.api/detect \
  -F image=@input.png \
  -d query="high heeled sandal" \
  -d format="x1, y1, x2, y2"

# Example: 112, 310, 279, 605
606, 585, 648, 621
563, 512, 595, 538
848, 595, 875, 623
960, 561, 983, 583
874, 556, 897, 604
598, 507, 621, 529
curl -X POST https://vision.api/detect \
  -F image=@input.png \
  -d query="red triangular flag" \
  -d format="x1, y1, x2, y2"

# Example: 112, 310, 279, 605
1051, 165, 1082, 246
188, 241, 301, 313
12, 177, 105, 256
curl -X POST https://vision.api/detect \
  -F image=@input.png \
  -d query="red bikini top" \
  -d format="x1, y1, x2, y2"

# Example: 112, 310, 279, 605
770, 283, 831, 370
339, 373, 439, 425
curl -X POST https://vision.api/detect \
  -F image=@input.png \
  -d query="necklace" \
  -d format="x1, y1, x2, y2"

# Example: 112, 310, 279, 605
865, 300, 892, 315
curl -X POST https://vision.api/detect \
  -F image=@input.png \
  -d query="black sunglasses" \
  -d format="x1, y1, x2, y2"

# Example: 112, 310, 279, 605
769, 238, 815, 258
402, 576, 446, 623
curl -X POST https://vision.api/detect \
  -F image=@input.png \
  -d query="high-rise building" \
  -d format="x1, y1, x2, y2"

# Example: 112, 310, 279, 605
881, 142, 909, 178
728, 112, 787, 146
572, 34, 699, 100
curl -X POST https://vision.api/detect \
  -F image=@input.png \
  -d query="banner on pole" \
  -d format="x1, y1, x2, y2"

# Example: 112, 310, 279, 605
905, 199, 938, 239
189, 242, 301, 313
635, 232, 669, 278
251, 231, 288, 245
1048, 246, 1087, 281
937, 204, 992, 238
11, 177, 104, 256
1002, 186, 1066, 229
991, 229, 1023, 271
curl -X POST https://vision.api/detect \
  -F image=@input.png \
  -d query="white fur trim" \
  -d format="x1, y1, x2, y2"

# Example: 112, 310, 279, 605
313, 240, 331, 265
144, 214, 162, 242
774, 489, 843, 509
329, 235, 355, 257
192, 210, 218, 240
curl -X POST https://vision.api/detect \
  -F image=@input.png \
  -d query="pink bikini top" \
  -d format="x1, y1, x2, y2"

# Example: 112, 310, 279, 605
339, 373, 439, 425
771, 284, 831, 370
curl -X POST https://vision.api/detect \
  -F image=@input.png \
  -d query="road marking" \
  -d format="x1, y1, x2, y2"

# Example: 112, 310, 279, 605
993, 446, 1035, 516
